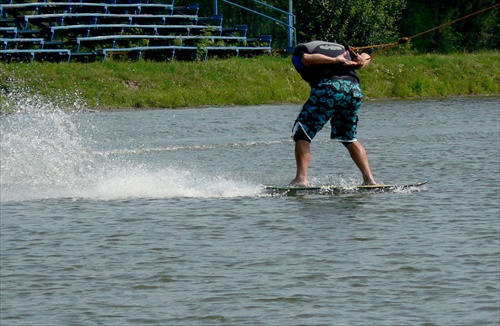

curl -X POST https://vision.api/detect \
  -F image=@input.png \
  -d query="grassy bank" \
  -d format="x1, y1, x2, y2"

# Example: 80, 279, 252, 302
1, 51, 499, 110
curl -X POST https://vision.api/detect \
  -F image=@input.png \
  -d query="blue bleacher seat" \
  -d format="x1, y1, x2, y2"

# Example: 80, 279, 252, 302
102, 44, 271, 61
222, 25, 247, 37
48, 23, 223, 40
75, 34, 247, 51
19, 13, 198, 29
1, 37, 44, 50
0, 48, 71, 62
1, 2, 174, 16
0, 27, 17, 37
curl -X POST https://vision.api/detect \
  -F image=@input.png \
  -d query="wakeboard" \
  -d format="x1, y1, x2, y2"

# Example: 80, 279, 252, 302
264, 181, 428, 196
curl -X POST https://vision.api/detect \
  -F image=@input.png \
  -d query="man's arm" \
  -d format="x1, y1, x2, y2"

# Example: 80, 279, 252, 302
301, 52, 352, 67
301, 52, 371, 69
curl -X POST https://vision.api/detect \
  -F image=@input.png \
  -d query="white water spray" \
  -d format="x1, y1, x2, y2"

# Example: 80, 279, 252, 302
0, 89, 261, 201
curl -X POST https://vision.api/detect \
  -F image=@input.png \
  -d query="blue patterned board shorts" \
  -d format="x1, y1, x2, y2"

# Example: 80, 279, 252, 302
292, 77, 364, 142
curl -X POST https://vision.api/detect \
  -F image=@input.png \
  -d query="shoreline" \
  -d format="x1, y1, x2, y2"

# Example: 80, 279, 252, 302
1, 51, 499, 112
85, 94, 500, 112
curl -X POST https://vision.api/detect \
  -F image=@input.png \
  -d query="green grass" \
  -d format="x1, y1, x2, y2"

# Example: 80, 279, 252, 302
361, 51, 500, 98
1, 51, 498, 111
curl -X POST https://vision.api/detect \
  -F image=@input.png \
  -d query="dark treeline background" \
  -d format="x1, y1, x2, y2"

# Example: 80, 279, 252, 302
172, 0, 499, 53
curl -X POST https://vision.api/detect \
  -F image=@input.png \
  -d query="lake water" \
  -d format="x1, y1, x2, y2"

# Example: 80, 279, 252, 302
1, 95, 499, 325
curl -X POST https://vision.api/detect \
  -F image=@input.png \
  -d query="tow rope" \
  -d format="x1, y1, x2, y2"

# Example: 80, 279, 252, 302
349, 2, 500, 59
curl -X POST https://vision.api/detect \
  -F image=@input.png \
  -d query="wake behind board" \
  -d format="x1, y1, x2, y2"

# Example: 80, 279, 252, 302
265, 181, 428, 196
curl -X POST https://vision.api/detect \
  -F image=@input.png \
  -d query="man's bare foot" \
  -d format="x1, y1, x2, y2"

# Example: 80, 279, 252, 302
289, 178, 308, 187
362, 180, 377, 186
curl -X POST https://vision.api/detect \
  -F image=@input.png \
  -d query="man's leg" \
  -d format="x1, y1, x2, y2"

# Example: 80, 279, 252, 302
289, 140, 310, 186
345, 141, 376, 185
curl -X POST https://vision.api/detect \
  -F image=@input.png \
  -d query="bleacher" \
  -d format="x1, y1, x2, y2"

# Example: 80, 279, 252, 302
0, 0, 272, 62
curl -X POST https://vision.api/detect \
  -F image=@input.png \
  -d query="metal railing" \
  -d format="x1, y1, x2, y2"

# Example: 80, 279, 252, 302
213, 0, 296, 50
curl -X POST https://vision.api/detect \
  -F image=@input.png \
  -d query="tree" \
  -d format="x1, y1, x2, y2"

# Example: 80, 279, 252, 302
293, 0, 406, 48
398, 0, 499, 52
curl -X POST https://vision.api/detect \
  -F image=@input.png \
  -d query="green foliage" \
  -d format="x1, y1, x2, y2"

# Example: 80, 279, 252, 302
294, 0, 406, 47
1, 52, 498, 111
398, 0, 500, 53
